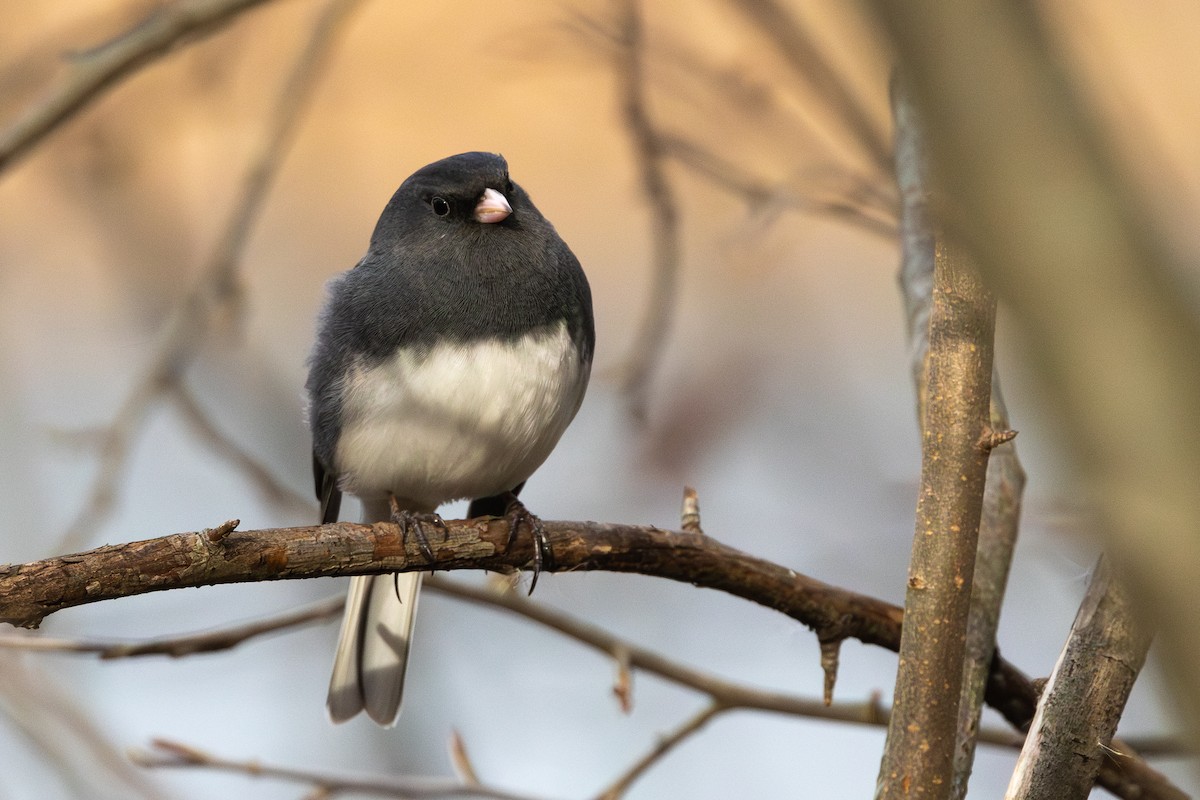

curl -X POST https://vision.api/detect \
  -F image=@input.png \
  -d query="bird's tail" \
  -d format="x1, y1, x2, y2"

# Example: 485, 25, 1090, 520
326, 501, 423, 726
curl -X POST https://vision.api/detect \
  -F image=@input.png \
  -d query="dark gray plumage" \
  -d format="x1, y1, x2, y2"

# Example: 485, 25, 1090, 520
307, 152, 593, 725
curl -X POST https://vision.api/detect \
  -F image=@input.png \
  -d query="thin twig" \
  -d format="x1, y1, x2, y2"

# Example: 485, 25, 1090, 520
660, 132, 898, 240
168, 385, 314, 516
594, 703, 726, 800
0, 0, 275, 174
0, 595, 344, 659
132, 738, 552, 800
0, 654, 167, 800
728, 0, 892, 174
54, 0, 363, 554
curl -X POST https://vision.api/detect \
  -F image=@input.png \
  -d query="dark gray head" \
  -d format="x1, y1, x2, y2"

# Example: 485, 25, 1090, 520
369, 151, 526, 253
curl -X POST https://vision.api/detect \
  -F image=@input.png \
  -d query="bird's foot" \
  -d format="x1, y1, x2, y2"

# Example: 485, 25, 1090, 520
388, 496, 445, 564
503, 495, 553, 595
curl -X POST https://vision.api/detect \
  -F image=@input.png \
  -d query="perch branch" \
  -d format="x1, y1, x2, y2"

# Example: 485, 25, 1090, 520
0, 520, 1181, 798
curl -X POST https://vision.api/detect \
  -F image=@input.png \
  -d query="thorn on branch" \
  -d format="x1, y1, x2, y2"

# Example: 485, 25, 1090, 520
818, 636, 842, 706
680, 486, 703, 534
205, 519, 240, 543
978, 427, 1018, 451
449, 730, 481, 786
613, 645, 634, 713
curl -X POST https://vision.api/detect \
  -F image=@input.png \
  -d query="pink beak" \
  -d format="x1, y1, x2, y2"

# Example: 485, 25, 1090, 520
473, 187, 512, 224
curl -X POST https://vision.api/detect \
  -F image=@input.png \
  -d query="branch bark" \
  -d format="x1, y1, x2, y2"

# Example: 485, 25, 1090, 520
0, 519, 1182, 798
892, 77, 1026, 798
878, 128, 1000, 796
1006, 556, 1155, 799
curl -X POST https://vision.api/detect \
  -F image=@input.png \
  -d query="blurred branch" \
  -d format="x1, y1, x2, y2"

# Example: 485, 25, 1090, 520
168, 385, 314, 516
0, 595, 343, 658
1007, 556, 1155, 799
0, 0, 275, 174
611, 0, 683, 420
892, 78, 1025, 798
660, 133, 898, 240
132, 738, 549, 800
0, 654, 167, 800
866, 0, 1200, 741
727, 0, 891, 174
595, 703, 725, 800
878, 124, 1001, 799
55, 0, 363, 553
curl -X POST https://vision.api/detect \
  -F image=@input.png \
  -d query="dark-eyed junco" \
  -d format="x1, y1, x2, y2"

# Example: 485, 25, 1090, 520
307, 152, 594, 725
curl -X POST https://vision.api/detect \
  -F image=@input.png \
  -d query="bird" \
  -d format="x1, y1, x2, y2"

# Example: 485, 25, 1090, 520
306, 151, 594, 726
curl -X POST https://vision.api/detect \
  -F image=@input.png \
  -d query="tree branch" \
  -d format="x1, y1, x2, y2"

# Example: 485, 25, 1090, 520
892, 77, 1026, 798
0, 519, 1182, 798
0, 0, 276, 174
1006, 556, 1155, 799
866, 0, 1200, 741
878, 96, 1001, 796
612, 0, 684, 420
132, 738, 550, 800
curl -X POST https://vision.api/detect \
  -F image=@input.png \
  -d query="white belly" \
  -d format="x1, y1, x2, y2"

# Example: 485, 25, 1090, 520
334, 322, 587, 508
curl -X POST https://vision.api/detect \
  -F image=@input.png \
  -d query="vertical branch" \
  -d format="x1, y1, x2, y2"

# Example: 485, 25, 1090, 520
1006, 556, 1153, 799
613, 0, 683, 420
893, 77, 1025, 798
866, 1, 1200, 738
878, 89, 1000, 796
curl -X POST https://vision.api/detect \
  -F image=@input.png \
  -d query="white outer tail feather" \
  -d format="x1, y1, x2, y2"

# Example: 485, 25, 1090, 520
327, 504, 424, 726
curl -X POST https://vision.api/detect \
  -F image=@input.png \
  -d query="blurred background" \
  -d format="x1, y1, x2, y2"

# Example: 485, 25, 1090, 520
1, 1, 1197, 797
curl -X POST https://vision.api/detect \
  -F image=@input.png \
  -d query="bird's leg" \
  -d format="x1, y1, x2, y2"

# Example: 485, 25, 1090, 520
388, 494, 445, 564
501, 493, 553, 595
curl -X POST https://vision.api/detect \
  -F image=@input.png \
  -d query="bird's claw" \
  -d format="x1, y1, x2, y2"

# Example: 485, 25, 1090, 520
504, 497, 552, 595
388, 496, 445, 564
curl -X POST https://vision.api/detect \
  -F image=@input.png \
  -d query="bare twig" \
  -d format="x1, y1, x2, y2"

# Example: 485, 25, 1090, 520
877, 144, 1000, 798
449, 730, 483, 787
611, 0, 683, 420
133, 738, 550, 800
0, 654, 167, 800
54, 0, 363, 553
0, 595, 344, 659
594, 703, 725, 800
169, 386, 314, 516
1006, 556, 1155, 799
727, 0, 892, 174
660, 133, 898, 240
0, 0, 275, 174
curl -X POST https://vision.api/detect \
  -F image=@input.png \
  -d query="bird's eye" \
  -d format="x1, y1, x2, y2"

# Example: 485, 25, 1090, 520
430, 196, 450, 217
